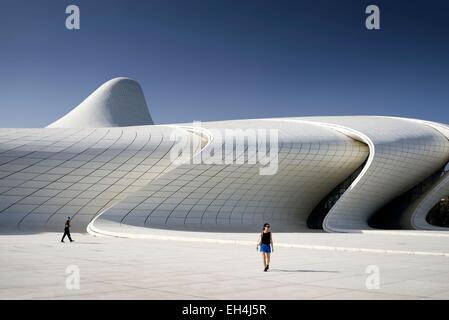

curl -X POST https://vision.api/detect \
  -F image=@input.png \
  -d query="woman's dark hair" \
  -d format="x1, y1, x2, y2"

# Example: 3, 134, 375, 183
262, 223, 270, 232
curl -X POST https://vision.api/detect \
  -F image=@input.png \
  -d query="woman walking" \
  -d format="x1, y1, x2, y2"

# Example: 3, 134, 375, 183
257, 223, 274, 272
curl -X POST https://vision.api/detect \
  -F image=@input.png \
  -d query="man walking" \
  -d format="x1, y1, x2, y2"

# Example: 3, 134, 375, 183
61, 216, 74, 243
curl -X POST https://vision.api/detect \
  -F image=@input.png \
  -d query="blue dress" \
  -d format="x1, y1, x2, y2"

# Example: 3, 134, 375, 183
259, 232, 271, 253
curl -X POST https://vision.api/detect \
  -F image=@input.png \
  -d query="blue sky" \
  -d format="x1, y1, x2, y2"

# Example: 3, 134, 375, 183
0, 0, 448, 127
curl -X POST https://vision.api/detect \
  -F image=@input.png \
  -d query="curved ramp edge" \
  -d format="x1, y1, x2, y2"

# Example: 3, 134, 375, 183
88, 119, 369, 233
87, 125, 213, 235
400, 120, 449, 230
295, 116, 449, 233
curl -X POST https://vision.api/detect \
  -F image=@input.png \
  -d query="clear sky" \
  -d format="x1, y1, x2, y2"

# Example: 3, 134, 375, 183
0, 0, 448, 127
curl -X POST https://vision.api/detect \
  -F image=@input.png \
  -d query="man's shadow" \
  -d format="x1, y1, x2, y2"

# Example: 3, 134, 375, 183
67, 242, 104, 245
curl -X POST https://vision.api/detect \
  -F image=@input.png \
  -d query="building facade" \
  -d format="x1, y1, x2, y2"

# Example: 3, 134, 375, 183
0, 78, 448, 234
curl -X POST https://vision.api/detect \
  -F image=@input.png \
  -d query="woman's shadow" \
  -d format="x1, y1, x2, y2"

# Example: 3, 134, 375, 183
269, 269, 339, 273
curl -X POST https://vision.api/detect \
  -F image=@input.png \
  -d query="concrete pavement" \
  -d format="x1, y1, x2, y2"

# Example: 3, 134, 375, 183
1, 232, 449, 299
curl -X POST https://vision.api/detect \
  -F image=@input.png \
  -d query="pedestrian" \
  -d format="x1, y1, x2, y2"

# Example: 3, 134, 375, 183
257, 223, 273, 271
61, 216, 74, 243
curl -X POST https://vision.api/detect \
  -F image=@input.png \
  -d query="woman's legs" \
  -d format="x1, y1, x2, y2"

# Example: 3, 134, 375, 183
266, 253, 270, 267
261, 253, 267, 268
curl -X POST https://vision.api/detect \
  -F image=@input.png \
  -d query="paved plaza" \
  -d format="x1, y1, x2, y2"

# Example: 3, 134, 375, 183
1, 231, 449, 299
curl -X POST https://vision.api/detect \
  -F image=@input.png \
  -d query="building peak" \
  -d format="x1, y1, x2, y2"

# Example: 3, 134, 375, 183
47, 77, 153, 128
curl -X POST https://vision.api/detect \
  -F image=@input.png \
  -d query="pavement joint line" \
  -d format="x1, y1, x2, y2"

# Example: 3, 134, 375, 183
88, 229, 449, 257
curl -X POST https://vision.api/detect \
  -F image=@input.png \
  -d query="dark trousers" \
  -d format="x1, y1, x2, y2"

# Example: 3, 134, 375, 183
61, 228, 72, 241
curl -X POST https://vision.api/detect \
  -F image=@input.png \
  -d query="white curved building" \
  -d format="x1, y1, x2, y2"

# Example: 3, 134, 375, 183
0, 78, 448, 234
